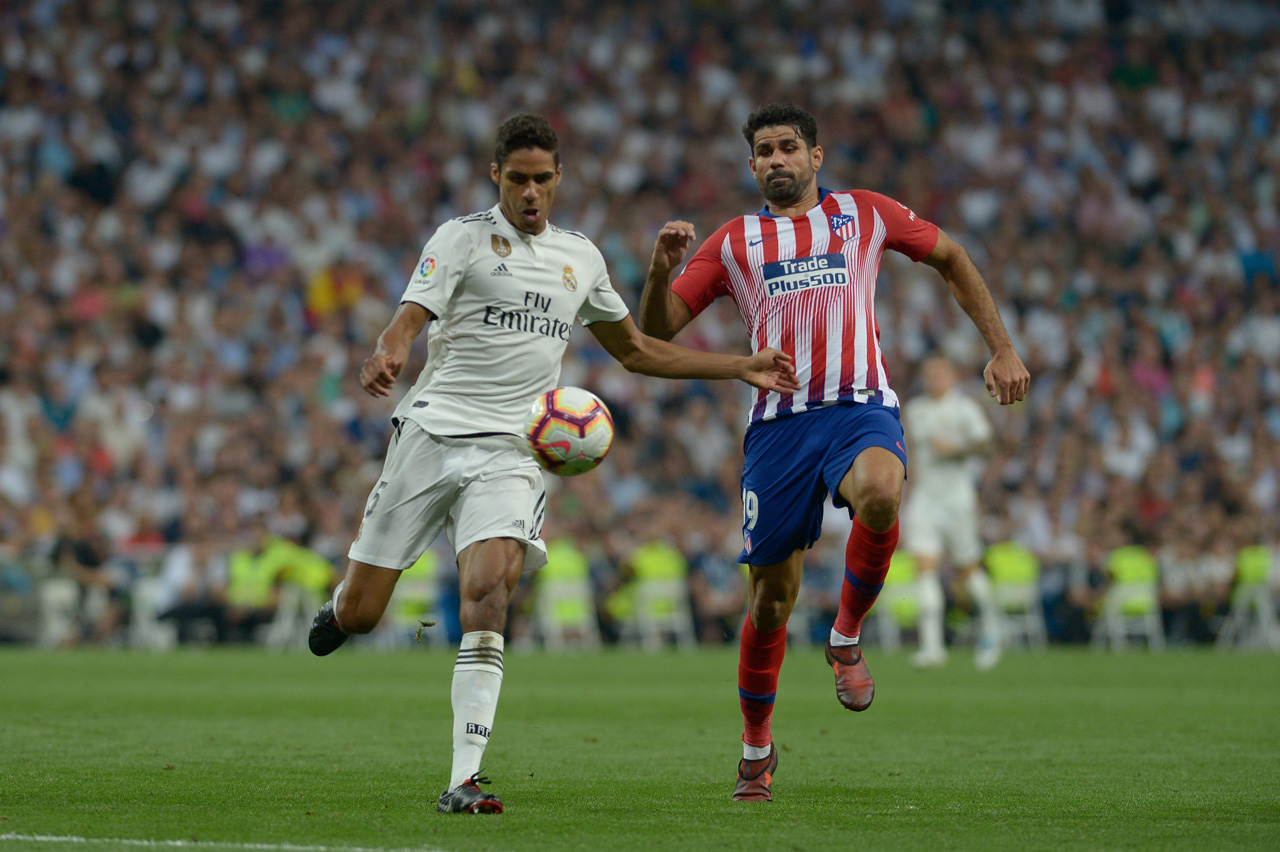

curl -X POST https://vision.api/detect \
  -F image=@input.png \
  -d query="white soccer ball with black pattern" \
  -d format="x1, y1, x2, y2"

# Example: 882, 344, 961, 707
525, 386, 615, 476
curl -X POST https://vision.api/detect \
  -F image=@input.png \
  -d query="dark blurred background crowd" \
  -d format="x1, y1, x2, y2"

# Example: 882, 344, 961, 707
2, 0, 1278, 650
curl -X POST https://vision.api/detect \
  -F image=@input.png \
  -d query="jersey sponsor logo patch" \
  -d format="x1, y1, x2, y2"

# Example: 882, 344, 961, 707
418, 253, 438, 278
491, 234, 512, 257
562, 265, 577, 291
763, 254, 848, 297
482, 304, 573, 340
491, 262, 512, 277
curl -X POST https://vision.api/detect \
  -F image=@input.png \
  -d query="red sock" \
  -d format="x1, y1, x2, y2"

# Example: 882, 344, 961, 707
833, 518, 900, 639
737, 616, 787, 748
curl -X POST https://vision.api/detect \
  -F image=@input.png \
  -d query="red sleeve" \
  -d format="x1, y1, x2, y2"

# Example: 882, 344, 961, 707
860, 191, 939, 262
670, 222, 735, 318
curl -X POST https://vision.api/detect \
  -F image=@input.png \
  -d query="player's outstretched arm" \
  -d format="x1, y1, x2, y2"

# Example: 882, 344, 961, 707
360, 302, 434, 397
922, 230, 1030, 405
638, 221, 697, 341
588, 315, 800, 393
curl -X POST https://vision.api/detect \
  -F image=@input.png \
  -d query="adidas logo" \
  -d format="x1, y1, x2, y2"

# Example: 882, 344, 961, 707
491, 263, 512, 277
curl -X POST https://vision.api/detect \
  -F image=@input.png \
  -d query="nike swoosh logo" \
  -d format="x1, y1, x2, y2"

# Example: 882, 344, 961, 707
748, 238, 764, 247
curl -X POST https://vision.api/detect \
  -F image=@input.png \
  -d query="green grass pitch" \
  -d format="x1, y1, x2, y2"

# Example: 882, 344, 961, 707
2, 647, 1279, 852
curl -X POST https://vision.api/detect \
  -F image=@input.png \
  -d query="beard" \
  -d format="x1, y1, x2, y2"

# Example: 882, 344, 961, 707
758, 168, 815, 207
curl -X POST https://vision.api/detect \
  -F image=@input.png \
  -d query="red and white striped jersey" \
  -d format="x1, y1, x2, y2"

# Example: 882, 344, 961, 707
672, 188, 939, 424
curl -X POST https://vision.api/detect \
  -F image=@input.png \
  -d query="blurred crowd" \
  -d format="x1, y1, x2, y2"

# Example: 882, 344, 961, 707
2, 0, 1279, 649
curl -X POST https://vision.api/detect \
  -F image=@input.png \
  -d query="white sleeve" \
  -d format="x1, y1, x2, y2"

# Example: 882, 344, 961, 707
400, 219, 472, 318
576, 246, 631, 326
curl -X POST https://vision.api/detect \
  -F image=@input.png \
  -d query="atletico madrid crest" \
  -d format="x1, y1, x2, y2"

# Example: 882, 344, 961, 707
830, 213, 856, 242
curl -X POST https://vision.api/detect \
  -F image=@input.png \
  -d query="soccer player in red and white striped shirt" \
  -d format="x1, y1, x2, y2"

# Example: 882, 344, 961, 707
640, 103, 1029, 802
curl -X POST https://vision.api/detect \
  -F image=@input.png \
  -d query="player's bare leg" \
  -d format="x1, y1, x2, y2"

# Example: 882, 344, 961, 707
746, 552, 804, 632
826, 447, 905, 710
733, 550, 803, 802
309, 560, 401, 655
911, 553, 948, 668
956, 561, 1002, 670
456, 537, 524, 633
438, 537, 524, 815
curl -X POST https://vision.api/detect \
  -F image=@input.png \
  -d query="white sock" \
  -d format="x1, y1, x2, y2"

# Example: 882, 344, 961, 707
917, 573, 945, 656
449, 631, 505, 790
330, 581, 346, 630
828, 628, 859, 647
966, 570, 1000, 648
743, 742, 772, 760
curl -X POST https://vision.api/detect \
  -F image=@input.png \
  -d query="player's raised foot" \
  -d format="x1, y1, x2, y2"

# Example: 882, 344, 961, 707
732, 744, 778, 802
438, 773, 504, 814
308, 600, 348, 656
825, 641, 874, 711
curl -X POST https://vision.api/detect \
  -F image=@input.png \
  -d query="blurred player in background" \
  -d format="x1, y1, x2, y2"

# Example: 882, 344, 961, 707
904, 356, 1001, 671
306, 114, 797, 815
640, 103, 1028, 801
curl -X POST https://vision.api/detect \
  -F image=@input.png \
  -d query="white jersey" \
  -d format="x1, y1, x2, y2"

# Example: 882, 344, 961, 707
903, 387, 992, 506
393, 204, 629, 439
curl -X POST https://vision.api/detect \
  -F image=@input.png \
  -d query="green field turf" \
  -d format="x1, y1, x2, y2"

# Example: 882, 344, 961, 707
2, 646, 1279, 852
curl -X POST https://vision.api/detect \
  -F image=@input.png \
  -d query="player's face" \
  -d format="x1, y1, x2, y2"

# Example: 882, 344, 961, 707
492, 147, 561, 235
749, 126, 824, 208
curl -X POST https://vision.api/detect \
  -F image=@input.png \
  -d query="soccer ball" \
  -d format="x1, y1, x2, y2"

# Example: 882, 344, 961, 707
525, 386, 615, 476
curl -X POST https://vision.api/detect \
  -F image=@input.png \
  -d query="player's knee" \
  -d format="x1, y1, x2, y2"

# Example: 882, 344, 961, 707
748, 569, 801, 631
750, 596, 795, 632
460, 577, 511, 620
855, 478, 902, 530
335, 595, 378, 635
467, 584, 508, 614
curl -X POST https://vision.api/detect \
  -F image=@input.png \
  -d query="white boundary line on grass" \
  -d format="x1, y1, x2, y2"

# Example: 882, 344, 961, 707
0, 834, 460, 852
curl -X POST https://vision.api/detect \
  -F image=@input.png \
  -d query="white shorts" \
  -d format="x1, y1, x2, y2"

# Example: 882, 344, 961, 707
904, 495, 983, 566
348, 422, 548, 572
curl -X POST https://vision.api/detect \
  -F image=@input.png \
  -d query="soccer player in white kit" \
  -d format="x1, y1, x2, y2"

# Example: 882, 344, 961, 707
307, 114, 799, 815
904, 356, 1002, 670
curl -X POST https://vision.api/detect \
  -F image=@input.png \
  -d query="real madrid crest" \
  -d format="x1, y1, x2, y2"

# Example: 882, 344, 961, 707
562, 265, 578, 291
491, 234, 512, 257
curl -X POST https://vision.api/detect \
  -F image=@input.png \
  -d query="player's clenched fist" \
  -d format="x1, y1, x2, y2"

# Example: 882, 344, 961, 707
360, 352, 403, 397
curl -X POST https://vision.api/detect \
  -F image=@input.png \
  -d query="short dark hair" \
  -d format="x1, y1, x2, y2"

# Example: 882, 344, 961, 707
494, 114, 559, 168
741, 103, 818, 152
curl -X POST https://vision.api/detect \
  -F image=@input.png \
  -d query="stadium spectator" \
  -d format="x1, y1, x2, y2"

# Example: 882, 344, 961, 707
153, 512, 230, 644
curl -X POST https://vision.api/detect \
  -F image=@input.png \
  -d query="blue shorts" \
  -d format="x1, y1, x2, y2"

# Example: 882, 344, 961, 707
738, 402, 907, 566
